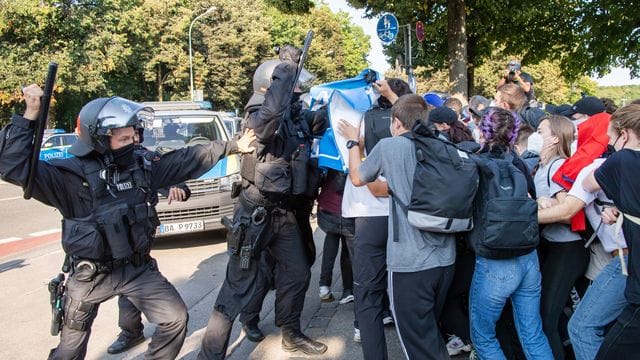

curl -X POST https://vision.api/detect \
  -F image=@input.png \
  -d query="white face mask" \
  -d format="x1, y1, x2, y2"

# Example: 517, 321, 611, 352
570, 139, 577, 155
526, 132, 544, 155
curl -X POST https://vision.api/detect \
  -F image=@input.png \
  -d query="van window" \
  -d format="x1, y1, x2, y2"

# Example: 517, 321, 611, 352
142, 115, 225, 148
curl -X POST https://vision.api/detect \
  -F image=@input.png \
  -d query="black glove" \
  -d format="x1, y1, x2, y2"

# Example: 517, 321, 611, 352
277, 45, 302, 64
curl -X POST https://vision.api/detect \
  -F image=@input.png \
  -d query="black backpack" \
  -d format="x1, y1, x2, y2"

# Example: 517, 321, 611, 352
390, 120, 478, 235
468, 151, 539, 259
364, 106, 392, 154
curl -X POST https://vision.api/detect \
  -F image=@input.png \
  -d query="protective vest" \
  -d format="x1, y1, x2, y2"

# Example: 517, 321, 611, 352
241, 106, 315, 199
50, 152, 159, 260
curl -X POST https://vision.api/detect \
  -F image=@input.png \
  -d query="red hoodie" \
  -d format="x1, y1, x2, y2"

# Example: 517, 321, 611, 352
552, 112, 610, 231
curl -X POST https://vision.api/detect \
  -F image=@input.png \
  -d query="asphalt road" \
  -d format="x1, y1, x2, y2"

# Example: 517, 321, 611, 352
0, 192, 410, 360
0, 180, 62, 241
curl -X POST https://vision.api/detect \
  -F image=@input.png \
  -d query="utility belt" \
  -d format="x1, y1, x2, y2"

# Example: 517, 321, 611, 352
72, 253, 151, 277
239, 181, 298, 212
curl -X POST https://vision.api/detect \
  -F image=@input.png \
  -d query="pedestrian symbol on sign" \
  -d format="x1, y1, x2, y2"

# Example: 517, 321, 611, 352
377, 14, 399, 45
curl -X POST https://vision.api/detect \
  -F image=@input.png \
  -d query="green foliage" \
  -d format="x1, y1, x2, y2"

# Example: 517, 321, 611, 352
0, 0, 370, 128
406, 54, 601, 105
595, 85, 640, 106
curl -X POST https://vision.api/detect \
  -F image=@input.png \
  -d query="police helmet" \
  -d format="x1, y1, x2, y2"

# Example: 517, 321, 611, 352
69, 97, 154, 156
244, 59, 315, 110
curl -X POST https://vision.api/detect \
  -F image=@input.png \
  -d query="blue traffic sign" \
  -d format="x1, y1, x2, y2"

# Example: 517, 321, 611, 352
377, 14, 399, 45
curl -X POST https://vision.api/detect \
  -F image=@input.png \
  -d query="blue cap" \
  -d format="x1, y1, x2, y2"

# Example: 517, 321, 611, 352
423, 93, 445, 108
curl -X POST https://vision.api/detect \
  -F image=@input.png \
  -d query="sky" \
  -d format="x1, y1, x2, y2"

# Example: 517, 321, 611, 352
325, 0, 639, 87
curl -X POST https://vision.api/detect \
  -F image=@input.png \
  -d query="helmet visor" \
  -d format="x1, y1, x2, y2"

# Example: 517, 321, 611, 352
97, 97, 154, 135
297, 68, 316, 93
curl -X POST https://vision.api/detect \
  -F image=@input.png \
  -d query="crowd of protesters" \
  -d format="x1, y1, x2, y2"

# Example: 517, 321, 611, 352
318, 60, 640, 360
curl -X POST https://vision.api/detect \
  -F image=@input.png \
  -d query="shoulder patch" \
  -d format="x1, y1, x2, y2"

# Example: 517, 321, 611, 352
143, 150, 162, 162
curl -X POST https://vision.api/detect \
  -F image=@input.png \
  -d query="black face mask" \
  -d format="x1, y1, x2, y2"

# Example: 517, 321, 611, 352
603, 144, 617, 158
603, 135, 621, 158
111, 143, 136, 169
291, 92, 302, 104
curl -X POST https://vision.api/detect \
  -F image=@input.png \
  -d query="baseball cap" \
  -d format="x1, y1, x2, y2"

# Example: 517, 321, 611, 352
429, 106, 458, 125
571, 96, 605, 116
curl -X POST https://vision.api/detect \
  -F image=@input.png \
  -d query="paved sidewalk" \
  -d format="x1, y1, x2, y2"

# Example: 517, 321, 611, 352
113, 220, 470, 360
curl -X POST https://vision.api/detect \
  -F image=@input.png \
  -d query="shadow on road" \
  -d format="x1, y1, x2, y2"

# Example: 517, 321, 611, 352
0, 258, 26, 273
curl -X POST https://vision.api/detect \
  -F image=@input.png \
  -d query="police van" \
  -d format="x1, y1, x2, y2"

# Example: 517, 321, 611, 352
40, 131, 78, 161
140, 101, 241, 236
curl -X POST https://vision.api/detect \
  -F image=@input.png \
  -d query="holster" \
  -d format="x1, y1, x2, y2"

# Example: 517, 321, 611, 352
225, 195, 271, 270
48, 273, 66, 336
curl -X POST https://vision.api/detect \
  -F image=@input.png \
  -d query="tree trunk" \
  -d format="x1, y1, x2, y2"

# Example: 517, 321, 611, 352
467, 35, 476, 96
447, 0, 467, 97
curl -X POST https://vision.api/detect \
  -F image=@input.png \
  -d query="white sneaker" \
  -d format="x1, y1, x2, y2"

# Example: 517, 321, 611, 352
446, 334, 472, 356
319, 286, 334, 302
382, 314, 394, 326
353, 328, 361, 343
339, 289, 354, 304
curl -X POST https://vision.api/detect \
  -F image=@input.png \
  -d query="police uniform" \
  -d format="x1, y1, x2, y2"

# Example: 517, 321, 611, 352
198, 59, 328, 359
0, 105, 239, 359
110, 177, 192, 354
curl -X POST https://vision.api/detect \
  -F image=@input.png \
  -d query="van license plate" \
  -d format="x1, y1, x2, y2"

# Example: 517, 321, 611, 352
159, 220, 204, 234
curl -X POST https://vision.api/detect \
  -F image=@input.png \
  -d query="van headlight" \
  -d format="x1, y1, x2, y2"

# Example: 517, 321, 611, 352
219, 173, 242, 191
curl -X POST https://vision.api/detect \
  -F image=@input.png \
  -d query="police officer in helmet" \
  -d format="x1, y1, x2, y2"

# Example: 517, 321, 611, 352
198, 46, 328, 358
0, 85, 255, 359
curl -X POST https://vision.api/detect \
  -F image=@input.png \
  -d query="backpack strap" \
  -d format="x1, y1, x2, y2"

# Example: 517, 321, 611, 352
388, 187, 408, 243
546, 157, 563, 188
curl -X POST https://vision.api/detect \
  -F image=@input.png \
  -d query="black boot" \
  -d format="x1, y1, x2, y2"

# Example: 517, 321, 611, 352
107, 332, 145, 354
242, 322, 265, 342
281, 326, 328, 355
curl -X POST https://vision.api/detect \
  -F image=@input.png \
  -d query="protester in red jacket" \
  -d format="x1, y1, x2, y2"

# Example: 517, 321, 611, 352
552, 96, 609, 231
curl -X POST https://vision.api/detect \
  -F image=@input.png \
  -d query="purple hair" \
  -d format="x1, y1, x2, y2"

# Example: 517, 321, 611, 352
479, 107, 520, 147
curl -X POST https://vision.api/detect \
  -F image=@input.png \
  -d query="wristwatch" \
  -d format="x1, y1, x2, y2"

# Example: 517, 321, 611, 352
346, 140, 359, 149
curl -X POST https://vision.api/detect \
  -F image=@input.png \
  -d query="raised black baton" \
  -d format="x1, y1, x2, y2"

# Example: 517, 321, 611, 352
24, 62, 58, 200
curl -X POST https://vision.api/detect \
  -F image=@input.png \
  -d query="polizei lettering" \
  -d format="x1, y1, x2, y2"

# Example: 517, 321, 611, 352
116, 181, 133, 191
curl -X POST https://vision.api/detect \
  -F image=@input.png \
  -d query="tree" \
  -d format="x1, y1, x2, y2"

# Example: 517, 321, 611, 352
0, 0, 370, 127
269, 0, 638, 98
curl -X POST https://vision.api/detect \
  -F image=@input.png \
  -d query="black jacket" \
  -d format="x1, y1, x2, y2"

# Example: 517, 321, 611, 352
0, 115, 234, 223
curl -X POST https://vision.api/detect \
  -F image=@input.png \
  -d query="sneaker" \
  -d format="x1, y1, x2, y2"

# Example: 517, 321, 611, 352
446, 334, 472, 356
339, 289, 354, 304
319, 286, 334, 302
468, 347, 478, 360
353, 328, 361, 343
382, 314, 394, 326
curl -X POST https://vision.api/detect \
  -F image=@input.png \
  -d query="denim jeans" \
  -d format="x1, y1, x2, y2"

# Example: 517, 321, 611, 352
568, 255, 628, 360
470, 251, 553, 360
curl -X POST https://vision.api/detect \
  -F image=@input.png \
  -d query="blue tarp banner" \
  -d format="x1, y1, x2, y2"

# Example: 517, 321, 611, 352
310, 69, 380, 172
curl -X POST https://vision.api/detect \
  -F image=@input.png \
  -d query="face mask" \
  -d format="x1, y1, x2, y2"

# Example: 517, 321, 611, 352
603, 135, 622, 157
111, 143, 136, 169
603, 145, 617, 158
526, 132, 543, 155
570, 139, 577, 155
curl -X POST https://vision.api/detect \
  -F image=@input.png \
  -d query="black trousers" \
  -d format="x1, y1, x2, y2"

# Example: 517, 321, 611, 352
50, 259, 188, 360
352, 216, 389, 360
238, 251, 276, 326
596, 303, 640, 359
439, 250, 475, 343
198, 202, 311, 359
389, 266, 454, 360
117, 295, 144, 338
318, 209, 354, 290
540, 239, 589, 360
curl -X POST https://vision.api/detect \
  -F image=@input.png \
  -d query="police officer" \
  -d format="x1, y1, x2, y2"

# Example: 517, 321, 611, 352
0, 85, 255, 359
108, 183, 191, 354
198, 48, 328, 359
